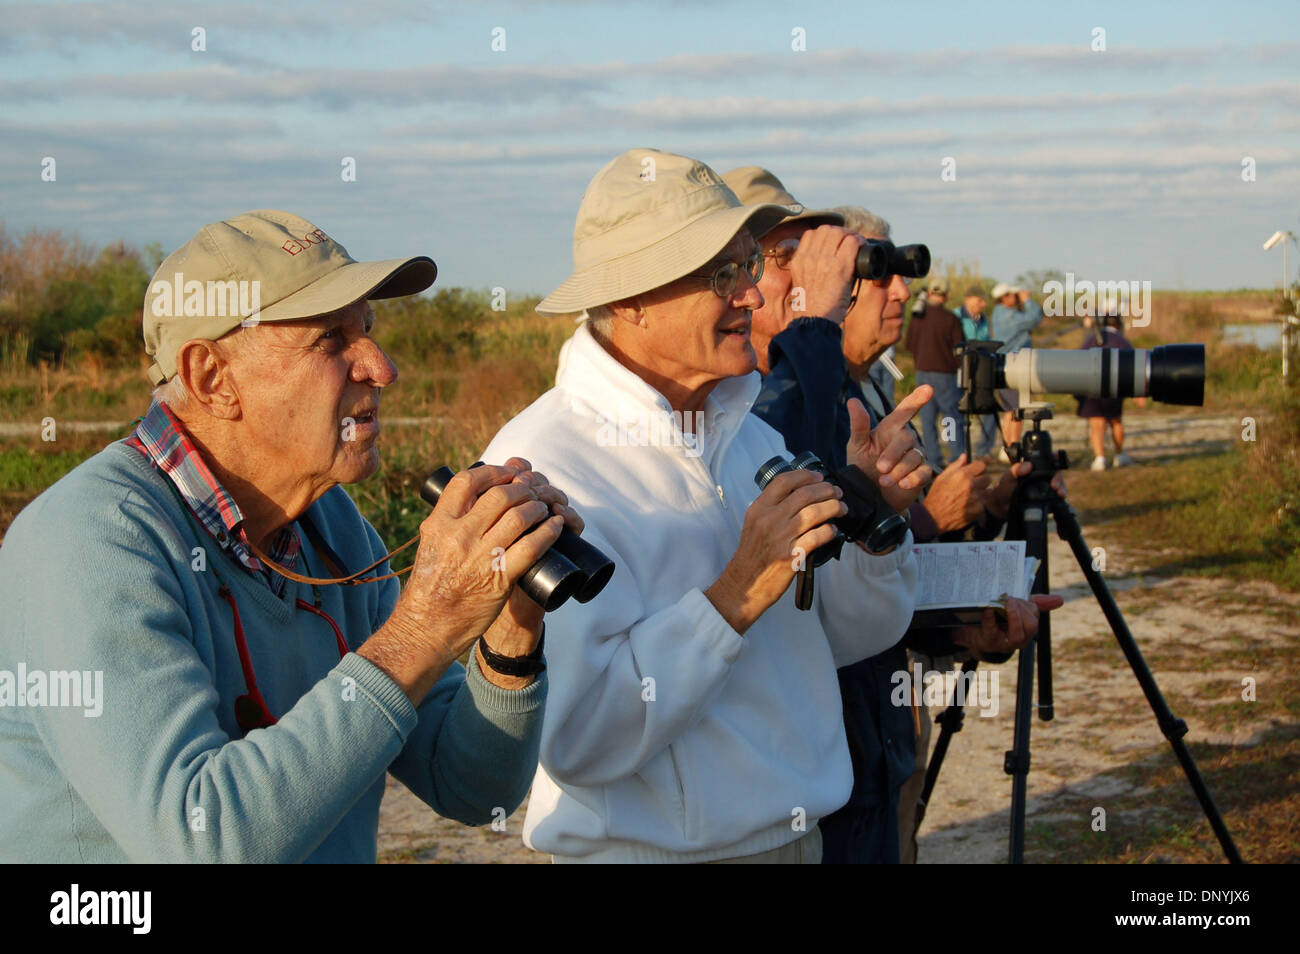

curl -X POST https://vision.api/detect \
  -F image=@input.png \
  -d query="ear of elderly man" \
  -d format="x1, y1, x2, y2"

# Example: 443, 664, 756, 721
0, 210, 584, 862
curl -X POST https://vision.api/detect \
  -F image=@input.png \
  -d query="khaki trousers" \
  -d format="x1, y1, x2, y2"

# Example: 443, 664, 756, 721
708, 826, 823, 864
897, 698, 933, 864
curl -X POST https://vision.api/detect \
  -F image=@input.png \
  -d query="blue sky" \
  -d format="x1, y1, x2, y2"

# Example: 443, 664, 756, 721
2, 0, 1299, 295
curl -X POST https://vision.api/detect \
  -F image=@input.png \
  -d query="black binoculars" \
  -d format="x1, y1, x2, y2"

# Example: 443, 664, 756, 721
855, 240, 931, 282
754, 450, 910, 610
420, 464, 615, 612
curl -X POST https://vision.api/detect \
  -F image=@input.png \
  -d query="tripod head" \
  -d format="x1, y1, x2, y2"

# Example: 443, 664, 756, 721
1007, 406, 1069, 487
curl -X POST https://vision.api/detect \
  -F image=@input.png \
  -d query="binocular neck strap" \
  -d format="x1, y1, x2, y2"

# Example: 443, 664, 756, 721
245, 520, 419, 587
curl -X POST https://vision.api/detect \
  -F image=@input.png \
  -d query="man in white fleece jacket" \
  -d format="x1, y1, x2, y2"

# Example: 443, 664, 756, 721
482, 149, 929, 863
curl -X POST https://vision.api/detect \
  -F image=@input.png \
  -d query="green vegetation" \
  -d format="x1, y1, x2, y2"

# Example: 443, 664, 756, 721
1, 225, 1297, 863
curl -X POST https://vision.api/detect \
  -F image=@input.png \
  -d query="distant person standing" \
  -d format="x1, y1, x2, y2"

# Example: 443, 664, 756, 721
991, 283, 1045, 452
904, 277, 965, 471
1077, 312, 1145, 471
954, 286, 999, 458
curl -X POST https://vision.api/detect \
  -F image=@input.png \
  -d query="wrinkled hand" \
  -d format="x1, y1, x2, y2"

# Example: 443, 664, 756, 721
490, 461, 585, 638
845, 390, 934, 512
953, 593, 1064, 660
920, 453, 990, 534
706, 470, 845, 634
398, 458, 573, 660
360, 458, 583, 702
786, 225, 864, 326
986, 462, 1068, 521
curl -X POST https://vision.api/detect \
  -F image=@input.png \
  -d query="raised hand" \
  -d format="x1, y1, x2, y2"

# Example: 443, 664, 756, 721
845, 389, 934, 512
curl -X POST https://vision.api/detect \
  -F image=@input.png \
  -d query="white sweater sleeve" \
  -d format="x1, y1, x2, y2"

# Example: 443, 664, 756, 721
813, 530, 918, 668
536, 528, 746, 789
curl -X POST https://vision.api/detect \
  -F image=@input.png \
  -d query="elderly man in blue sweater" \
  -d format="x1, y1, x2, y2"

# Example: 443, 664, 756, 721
0, 210, 579, 862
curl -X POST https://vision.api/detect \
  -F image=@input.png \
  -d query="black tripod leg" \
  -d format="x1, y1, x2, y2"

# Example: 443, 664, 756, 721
1049, 498, 1244, 864
1036, 605, 1054, 722
1006, 633, 1036, 863
1005, 489, 1053, 863
914, 659, 978, 836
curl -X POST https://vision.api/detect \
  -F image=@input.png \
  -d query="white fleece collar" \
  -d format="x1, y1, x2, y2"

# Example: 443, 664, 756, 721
557, 323, 762, 470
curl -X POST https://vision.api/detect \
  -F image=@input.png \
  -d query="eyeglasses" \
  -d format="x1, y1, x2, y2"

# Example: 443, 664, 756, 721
761, 238, 801, 271
682, 249, 764, 298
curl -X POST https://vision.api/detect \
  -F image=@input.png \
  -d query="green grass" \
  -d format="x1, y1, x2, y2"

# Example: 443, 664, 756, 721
1065, 449, 1300, 591
0, 445, 99, 493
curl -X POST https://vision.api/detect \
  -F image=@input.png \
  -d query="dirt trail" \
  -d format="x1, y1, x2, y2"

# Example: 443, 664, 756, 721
376, 410, 1296, 863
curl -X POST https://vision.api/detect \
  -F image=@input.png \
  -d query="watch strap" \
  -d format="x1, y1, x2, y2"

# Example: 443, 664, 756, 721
478, 624, 546, 677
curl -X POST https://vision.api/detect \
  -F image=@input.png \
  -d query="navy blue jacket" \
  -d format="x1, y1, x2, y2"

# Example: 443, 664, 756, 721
753, 318, 918, 864
753, 317, 1014, 863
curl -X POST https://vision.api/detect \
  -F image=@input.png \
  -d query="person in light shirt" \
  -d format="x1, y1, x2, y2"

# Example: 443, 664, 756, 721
482, 149, 927, 863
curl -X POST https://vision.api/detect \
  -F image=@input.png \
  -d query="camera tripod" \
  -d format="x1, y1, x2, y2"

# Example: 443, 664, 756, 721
914, 404, 1242, 863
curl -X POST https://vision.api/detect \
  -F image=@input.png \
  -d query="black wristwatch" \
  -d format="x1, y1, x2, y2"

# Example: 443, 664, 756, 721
478, 625, 546, 677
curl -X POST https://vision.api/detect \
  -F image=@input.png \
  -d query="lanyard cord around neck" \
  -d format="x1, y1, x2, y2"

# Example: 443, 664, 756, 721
147, 457, 418, 588
153, 469, 353, 731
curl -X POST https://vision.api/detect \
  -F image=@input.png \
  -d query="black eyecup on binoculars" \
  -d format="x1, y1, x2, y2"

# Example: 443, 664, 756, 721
419, 463, 614, 612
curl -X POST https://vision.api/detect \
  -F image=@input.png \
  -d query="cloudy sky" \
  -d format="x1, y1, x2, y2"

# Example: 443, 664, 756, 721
3, 0, 1298, 294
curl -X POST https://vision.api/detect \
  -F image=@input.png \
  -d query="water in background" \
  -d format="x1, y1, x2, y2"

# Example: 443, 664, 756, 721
1223, 323, 1284, 349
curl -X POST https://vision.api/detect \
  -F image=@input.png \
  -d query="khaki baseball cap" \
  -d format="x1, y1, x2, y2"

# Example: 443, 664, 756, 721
536, 149, 799, 315
720, 166, 845, 237
926, 278, 950, 294
143, 209, 437, 385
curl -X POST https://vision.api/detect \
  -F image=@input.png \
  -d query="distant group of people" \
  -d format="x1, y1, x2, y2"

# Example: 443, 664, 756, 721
904, 280, 1045, 470
904, 279, 1141, 472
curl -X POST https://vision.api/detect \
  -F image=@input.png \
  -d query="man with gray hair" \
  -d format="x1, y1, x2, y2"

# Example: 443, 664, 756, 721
832, 205, 899, 401
730, 177, 1061, 863
0, 209, 583, 862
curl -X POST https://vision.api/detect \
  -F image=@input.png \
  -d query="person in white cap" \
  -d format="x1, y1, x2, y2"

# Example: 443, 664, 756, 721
991, 281, 1045, 449
0, 210, 583, 862
481, 149, 925, 863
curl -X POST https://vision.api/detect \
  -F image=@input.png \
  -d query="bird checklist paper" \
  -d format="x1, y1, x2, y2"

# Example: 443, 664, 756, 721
912, 541, 1040, 610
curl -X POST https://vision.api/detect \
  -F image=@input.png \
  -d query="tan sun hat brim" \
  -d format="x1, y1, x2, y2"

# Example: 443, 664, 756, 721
145, 257, 434, 385
537, 200, 797, 314
144, 208, 438, 385
774, 210, 846, 231
720, 165, 845, 238
249, 256, 436, 323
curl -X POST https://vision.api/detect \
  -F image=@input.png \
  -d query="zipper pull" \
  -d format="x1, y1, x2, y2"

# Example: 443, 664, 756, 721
715, 484, 727, 509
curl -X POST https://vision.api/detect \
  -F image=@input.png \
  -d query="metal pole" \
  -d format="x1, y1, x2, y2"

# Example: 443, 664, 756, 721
1286, 237, 1293, 381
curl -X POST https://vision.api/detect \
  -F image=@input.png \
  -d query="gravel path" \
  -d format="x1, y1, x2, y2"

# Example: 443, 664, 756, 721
371, 409, 1291, 863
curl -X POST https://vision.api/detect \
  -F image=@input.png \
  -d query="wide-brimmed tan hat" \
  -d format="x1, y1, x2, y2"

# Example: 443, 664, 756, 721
143, 209, 436, 384
536, 149, 799, 314
720, 166, 845, 237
